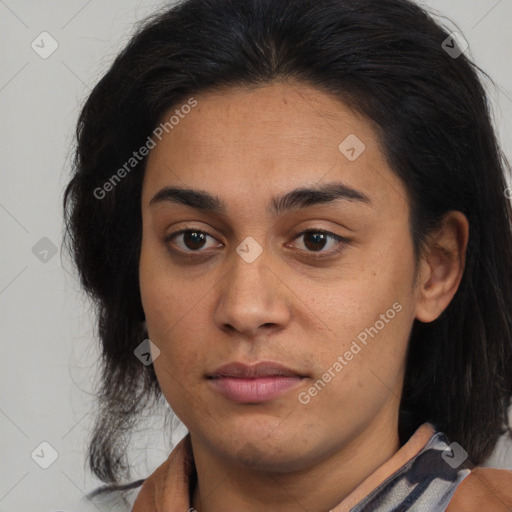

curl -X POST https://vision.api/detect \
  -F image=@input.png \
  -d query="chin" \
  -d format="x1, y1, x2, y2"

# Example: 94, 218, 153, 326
202, 426, 326, 474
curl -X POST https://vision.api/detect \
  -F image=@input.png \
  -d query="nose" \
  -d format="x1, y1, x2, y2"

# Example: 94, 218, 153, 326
213, 245, 291, 338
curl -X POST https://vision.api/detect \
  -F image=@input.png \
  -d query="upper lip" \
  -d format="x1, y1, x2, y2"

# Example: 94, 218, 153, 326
208, 361, 306, 379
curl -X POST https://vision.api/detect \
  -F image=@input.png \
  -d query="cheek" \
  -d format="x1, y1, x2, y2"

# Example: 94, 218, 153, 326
303, 238, 415, 392
140, 237, 197, 334
139, 243, 204, 382
311, 248, 414, 343
301, 303, 412, 428
145, 292, 208, 415
142, 279, 207, 369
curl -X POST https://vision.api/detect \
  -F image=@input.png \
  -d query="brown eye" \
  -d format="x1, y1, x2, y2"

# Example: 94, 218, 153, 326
182, 231, 207, 250
292, 229, 347, 256
303, 232, 328, 251
165, 229, 221, 253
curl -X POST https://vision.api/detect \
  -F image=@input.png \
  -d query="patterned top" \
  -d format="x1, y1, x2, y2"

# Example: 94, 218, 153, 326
350, 430, 473, 511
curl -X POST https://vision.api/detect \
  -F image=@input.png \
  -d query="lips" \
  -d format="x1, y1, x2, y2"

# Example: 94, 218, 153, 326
209, 361, 305, 379
207, 361, 307, 403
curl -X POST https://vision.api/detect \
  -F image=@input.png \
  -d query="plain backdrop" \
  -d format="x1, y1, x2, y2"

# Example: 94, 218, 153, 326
0, 0, 511, 510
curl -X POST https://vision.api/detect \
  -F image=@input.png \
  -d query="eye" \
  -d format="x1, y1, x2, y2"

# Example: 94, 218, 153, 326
165, 229, 221, 254
164, 227, 348, 258
290, 229, 347, 256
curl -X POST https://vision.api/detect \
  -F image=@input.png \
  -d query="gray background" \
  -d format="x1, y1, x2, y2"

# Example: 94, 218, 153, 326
0, 0, 511, 510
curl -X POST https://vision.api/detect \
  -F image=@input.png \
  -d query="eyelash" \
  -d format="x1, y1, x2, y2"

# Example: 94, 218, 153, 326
164, 227, 348, 259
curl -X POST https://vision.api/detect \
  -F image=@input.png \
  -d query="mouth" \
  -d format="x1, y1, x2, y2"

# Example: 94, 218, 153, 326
207, 361, 308, 403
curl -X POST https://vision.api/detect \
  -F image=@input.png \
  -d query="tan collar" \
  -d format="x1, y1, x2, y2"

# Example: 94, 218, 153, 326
132, 434, 195, 511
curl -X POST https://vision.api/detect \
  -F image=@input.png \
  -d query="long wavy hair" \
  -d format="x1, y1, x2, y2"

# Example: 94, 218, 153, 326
62, 0, 512, 495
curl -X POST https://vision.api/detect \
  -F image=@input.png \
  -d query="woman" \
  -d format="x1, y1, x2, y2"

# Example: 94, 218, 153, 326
63, 0, 512, 510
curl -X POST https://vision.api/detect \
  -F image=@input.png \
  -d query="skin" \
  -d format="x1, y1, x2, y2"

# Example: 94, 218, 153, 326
138, 81, 469, 512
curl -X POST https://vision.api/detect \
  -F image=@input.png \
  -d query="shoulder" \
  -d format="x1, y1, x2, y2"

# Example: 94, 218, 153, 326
61, 485, 141, 512
447, 467, 512, 511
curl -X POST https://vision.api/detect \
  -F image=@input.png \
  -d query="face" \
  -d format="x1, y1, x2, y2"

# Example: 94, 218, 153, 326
139, 82, 419, 473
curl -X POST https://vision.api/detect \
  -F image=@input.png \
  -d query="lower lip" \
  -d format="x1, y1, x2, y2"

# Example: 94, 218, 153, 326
208, 376, 304, 403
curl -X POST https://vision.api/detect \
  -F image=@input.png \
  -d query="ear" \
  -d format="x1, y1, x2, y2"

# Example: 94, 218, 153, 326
414, 211, 469, 323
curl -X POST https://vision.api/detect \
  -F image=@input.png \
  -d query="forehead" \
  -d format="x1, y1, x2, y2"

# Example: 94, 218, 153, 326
142, 81, 408, 216
148, 82, 370, 161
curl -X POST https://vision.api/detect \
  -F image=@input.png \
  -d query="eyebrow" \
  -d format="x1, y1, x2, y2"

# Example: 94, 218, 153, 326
149, 182, 372, 216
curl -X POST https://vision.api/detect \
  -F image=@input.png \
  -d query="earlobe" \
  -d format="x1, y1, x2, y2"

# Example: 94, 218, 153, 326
414, 211, 469, 323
